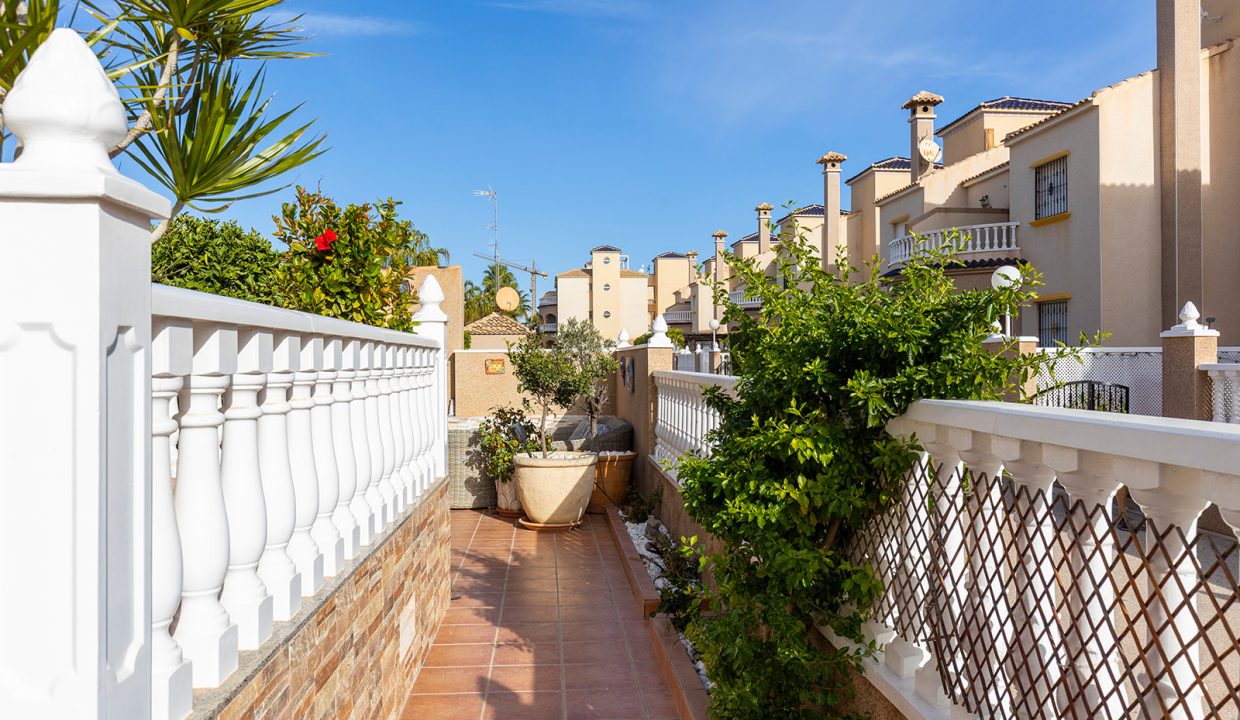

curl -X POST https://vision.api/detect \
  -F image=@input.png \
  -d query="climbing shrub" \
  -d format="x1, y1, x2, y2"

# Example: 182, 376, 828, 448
674, 230, 1070, 719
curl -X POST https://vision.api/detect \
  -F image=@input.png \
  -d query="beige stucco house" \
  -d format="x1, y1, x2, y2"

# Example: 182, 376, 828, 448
540, 245, 650, 342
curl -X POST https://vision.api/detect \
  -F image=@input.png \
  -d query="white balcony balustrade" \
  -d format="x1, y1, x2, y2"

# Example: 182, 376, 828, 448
887, 221, 1019, 267
1202, 363, 1240, 423
728, 288, 762, 309
663, 310, 692, 324
652, 370, 737, 481
541, 322, 558, 332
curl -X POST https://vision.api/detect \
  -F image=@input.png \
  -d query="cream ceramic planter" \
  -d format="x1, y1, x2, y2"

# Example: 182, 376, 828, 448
495, 478, 522, 517
513, 452, 598, 529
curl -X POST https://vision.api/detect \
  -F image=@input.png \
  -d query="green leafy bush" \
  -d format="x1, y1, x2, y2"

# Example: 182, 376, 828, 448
471, 405, 545, 485
632, 326, 686, 349
152, 215, 283, 305
273, 186, 417, 332
674, 233, 1065, 719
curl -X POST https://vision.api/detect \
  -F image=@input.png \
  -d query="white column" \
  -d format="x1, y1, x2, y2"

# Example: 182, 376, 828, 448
219, 329, 274, 650
349, 341, 377, 543
376, 344, 399, 519
151, 320, 193, 720
993, 438, 1062, 719
1043, 446, 1126, 718
1126, 463, 1208, 720
256, 333, 301, 621
384, 344, 408, 514
287, 337, 324, 596
329, 338, 361, 558
414, 275, 449, 481
310, 337, 344, 576
363, 341, 387, 529
0, 29, 168, 718
174, 323, 239, 687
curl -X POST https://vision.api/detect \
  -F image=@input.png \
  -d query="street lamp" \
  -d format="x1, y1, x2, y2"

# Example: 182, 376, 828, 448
708, 318, 720, 351
990, 264, 1021, 336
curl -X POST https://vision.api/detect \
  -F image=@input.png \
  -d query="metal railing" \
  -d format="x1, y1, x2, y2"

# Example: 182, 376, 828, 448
887, 222, 1019, 267
1037, 347, 1162, 416
1033, 379, 1130, 413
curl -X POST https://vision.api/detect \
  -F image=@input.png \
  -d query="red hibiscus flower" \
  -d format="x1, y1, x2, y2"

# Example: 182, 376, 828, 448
314, 229, 338, 251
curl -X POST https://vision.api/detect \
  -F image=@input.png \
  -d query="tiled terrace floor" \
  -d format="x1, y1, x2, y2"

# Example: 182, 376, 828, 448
398, 510, 680, 720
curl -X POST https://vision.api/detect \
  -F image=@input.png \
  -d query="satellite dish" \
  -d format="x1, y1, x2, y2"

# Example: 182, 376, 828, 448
918, 136, 943, 164
495, 286, 520, 312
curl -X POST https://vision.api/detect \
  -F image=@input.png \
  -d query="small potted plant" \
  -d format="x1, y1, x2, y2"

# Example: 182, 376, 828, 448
508, 329, 602, 529
473, 405, 543, 517
555, 319, 634, 513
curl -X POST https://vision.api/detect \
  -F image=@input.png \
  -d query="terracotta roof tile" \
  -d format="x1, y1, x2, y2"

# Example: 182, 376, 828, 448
465, 312, 532, 336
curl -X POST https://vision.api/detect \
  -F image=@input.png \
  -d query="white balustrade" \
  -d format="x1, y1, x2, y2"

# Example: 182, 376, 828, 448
663, 310, 692, 324
887, 221, 1019, 267
830, 399, 1240, 720
219, 330, 274, 649
728, 287, 762, 309
0, 26, 450, 713
387, 344, 409, 512
364, 342, 389, 528
651, 370, 736, 481
1201, 363, 1240, 423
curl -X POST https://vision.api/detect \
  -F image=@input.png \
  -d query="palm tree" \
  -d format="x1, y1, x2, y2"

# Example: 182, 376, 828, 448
400, 226, 450, 267
481, 265, 530, 319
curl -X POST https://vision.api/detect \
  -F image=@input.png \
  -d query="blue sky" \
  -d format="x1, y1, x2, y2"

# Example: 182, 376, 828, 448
117, 0, 1156, 288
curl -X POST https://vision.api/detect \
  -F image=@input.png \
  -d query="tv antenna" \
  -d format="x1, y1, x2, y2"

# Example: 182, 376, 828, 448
472, 252, 548, 323
472, 186, 499, 292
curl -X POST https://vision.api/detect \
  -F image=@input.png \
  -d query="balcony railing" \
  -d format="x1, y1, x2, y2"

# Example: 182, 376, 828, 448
649, 376, 1240, 719
728, 288, 762, 309
652, 370, 736, 481
538, 292, 557, 307
887, 221, 1019, 267
663, 310, 692, 324
541, 322, 558, 332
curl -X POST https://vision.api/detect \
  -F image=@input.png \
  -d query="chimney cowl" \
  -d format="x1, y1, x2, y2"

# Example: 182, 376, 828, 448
755, 202, 773, 213
817, 151, 847, 169
712, 230, 728, 239
902, 90, 944, 111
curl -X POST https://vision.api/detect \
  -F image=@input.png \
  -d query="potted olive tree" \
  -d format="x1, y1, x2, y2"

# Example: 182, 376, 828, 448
508, 330, 600, 529
472, 405, 543, 517
555, 318, 635, 513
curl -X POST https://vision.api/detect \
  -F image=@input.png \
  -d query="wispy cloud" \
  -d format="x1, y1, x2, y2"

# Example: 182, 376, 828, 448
267, 11, 429, 38
481, 0, 649, 19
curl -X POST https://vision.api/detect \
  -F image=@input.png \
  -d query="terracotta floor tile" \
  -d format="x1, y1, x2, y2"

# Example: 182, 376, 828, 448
489, 663, 563, 692
559, 605, 619, 623
449, 592, 505, 609
564, 688, 647, 719
501, 605, 559, 624
557, 592, 611, 607
562, 642, 621, 665
496, 622, 561, 643
443, 607, 502, 625
492, 642, 561, 666
482, 691, 564, 720
560, 622, 627, 641
640, 689, 681, 719
502, 591, 559, 607
401, 692, 485, 720
563, 663, 638, 691
411, 666, 489, 695
423, 643, 495, 667
434, 624, 499, 644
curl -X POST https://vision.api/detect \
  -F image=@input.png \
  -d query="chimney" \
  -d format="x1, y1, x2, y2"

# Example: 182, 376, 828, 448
686, 249, 698, 287
712, 230, 728, 320
902, 90, 943, 182
1157, 0, 1204, 329
756, 203, 773, 254
817, 151, 847, 269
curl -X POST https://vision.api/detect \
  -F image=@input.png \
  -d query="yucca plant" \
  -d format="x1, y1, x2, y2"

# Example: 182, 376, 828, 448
0, 0, 324, 238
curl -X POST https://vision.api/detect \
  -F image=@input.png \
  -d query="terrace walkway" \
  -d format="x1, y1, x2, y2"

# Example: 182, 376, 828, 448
398, 510, 682, 720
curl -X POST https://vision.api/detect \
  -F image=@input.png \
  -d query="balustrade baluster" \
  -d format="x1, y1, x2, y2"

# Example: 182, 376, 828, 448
152, 320, 193, 720
1229, 370, 1240, 424
397, 347, 417, 504
256, 334, 301, 621
1209, 370, 1224, 422
409, 347, 427, 497
363, 342, 388, 529
287, 337, 324, 596
310, 338, 345, 576
1126, 463, 1208, 720
376, 344, 399, 520
419, 347, 435, 495
219, 329, 274, 650
386, 345, 409, 512
994, 438, 1063, 719
880, 421, 929, 680
173, 323, 239, 687
350, 342, 377, 542
1043, 446, 1126, 718
328, 338, 361, 559
949, 429, 1011, 714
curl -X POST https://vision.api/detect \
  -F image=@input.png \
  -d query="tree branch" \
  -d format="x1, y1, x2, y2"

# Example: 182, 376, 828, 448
108, 34, 180, 158
150, 199, 184, 241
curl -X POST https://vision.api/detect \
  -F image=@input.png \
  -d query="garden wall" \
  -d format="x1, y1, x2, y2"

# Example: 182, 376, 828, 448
195, 480, 451, 720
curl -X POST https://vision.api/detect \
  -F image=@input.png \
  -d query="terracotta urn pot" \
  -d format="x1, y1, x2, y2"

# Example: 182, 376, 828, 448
587, 451, 637, 513
513, 452, 598, 530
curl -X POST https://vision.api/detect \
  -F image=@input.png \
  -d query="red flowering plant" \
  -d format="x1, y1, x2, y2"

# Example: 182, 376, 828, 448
274, 186, 417, 331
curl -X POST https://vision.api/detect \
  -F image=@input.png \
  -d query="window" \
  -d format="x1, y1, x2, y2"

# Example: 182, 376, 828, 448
603, 283, 611, 291
1038, 300, 1068, 347
1035, 156, 1068, 219
603, 311, 612, 319
602, 257, 611, 264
